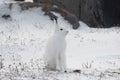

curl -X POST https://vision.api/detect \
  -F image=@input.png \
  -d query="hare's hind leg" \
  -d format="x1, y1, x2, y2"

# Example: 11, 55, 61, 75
56, 54, 61, 71
60, 52, 66, 72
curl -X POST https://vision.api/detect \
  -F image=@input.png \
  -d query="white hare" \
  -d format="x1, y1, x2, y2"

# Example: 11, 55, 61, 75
44, 23, 68, 72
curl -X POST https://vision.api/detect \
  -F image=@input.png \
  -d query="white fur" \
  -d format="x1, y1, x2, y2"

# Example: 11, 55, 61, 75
44, 24, 68, 71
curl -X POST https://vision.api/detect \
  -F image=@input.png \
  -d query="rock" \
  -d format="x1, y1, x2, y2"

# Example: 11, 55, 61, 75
33, 0, 80, 29
33, 0, 120, 28
80, 0, 120, 28
73, 69, 81, 73
19, 2, 41, 10
2, 14, 11, 20
102, 0, 120, 27
80, 0, 104, 28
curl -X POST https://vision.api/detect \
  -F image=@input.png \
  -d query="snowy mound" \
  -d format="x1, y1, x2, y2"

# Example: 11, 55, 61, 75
0, 2, 120, 80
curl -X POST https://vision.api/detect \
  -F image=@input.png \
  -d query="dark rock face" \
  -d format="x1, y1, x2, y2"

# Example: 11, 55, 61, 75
80, 0, 120, 27
60, 0, 80, 19
33, 0, 80, 29
19, 2, 41, 10
34, 0, 80, 18
34, 0, 120, 28
80, 0, 104, 28
102, 0, 120, 27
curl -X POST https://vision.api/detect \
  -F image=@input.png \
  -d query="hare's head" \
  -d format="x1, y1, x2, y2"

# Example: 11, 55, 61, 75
54, 25, 69, 37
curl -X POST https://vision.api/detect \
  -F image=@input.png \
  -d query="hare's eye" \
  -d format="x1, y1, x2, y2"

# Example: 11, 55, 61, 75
60, 28, 63, 31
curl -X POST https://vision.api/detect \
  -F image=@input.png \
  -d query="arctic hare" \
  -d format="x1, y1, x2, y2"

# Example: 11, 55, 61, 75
44, 23, 68, 72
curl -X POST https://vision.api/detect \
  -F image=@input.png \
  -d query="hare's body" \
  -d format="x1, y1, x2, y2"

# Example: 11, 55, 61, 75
44, 25, 68, 71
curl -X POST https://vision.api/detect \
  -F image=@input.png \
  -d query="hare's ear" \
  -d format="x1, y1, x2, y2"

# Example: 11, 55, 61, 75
54, 18, 59, 29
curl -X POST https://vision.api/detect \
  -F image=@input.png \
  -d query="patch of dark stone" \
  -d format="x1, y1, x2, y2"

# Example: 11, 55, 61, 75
1, 14, 11, 20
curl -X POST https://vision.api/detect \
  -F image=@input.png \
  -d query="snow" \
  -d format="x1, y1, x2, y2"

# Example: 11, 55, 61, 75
0, 2, 120, 80
25, 0, 33, 2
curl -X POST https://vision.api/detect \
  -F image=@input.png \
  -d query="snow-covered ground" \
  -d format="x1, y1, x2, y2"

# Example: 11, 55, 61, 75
0, 1, 120, 80
0, 0, 33, 3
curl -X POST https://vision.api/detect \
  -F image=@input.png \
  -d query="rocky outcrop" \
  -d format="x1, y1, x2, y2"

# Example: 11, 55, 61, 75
14, 0, 120, 28
33, 0, 80, 29
80, 0, 104, 28
102, 0, 120, 27
80, 0, 120, 27
33, 0, 120, 28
